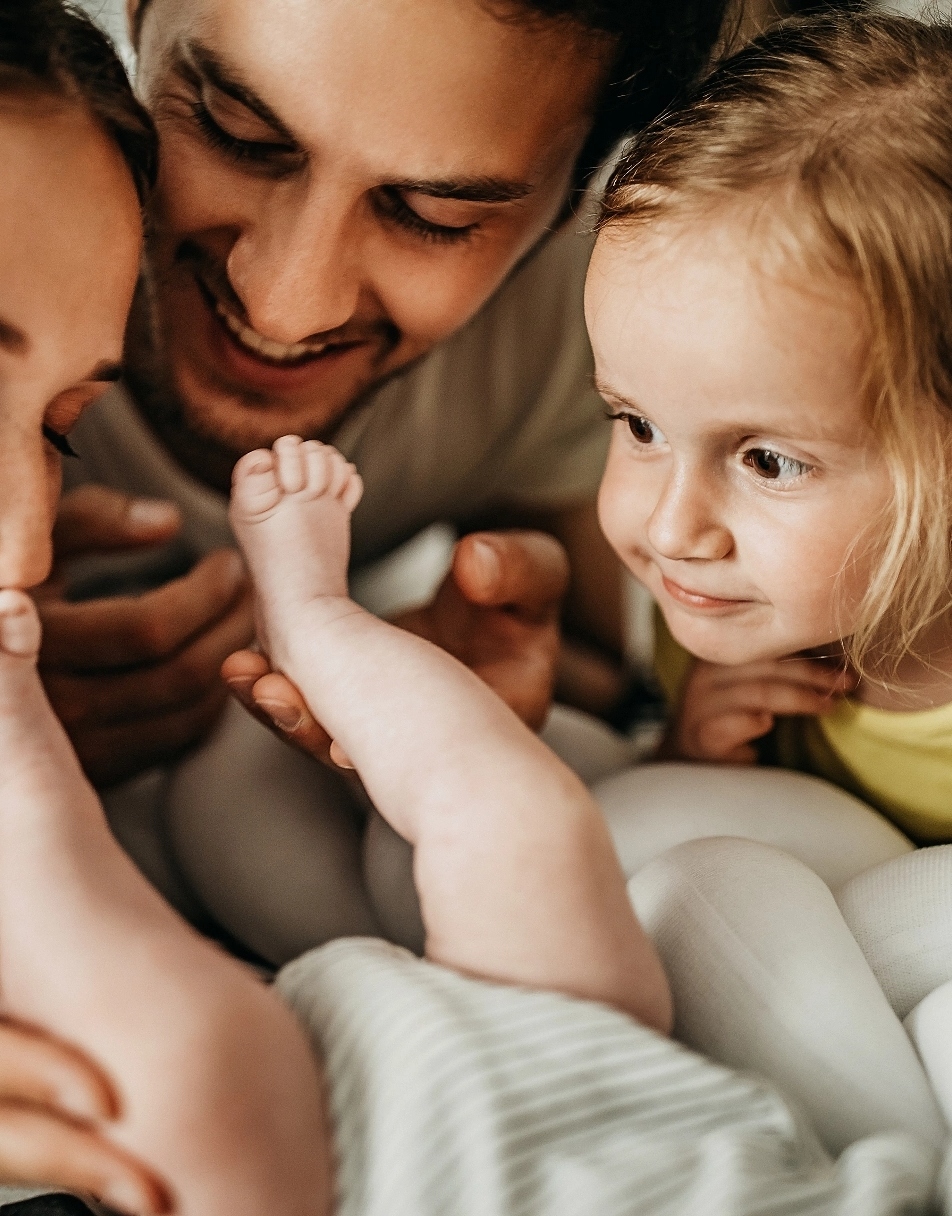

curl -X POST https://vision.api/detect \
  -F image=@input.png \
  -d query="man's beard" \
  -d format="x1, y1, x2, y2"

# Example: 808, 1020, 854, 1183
121, 251, 409, 491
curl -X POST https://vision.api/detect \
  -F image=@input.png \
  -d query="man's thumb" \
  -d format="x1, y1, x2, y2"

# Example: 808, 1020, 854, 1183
53, 485, 181, 559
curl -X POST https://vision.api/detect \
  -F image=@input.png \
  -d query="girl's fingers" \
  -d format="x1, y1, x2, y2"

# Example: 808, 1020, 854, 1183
695, 710, 774, 760
702, 658, 853, 695
0, 1103, 169, 1215
718, 679, 846, 719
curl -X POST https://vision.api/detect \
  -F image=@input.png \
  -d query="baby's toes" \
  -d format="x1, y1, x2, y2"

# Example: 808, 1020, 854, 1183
302, 440, 333, 498
341, 467, 364, 513
232, 450, 282, 518
0, 590, 41, 661
325, 449, 354, 500
274, 435, 308, 495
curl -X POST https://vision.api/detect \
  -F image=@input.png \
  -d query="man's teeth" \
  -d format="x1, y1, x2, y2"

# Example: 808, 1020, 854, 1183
214, 300, 331, 362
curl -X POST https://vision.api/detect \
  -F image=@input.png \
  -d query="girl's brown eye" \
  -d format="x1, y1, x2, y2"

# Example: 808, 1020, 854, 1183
627, 414, 657, 444
743, 447, 810, 482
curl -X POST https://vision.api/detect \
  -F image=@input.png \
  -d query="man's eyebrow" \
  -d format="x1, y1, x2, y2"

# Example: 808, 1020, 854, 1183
0, 318, 27, 356
389, 177, 534, 204
182, 40, 297, 143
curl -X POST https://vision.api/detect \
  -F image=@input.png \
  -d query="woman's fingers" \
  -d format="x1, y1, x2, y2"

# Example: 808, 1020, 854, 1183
0, 1104, 169, 1215
0, 1022, 114, 1123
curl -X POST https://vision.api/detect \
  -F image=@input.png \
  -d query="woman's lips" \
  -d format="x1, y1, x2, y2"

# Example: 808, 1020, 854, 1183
661, 574, 753, 610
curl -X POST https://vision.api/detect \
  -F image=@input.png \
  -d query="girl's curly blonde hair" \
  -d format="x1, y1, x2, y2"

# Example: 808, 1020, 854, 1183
598, 11, 952, 679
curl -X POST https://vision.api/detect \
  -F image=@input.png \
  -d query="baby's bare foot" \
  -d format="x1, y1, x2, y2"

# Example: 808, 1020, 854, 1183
230, 436, 363, 650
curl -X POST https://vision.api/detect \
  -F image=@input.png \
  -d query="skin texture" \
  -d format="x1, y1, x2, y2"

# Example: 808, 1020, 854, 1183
0, 100, 172, 1209
229, 436, 672, 1031
34, 0, 626, 786
586, 209, 895, 763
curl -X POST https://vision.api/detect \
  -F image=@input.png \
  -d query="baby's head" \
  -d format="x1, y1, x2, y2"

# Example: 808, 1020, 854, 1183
586, 12, 952, 677
0, 0, 155, 587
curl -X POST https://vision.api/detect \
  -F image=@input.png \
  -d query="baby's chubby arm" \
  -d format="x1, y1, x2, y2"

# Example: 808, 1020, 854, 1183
661, 656, 855, 765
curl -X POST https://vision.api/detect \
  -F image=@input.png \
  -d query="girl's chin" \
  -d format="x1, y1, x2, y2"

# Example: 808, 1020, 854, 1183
664, 615, 787, 667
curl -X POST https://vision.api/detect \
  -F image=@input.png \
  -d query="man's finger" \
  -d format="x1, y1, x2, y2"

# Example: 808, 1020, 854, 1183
73, 686, 229, 788
47, 595, 254, 729
53, 486, 181, 560
223, 654, 337, 762
452, 531, 569, 622
0, 1106, 169, 1215
39, 551, 248, 670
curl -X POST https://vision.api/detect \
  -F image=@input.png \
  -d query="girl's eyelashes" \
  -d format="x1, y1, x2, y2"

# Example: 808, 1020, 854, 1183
42, 424, 78, 459
604, 408, 666, 446
743, 447, 813, 483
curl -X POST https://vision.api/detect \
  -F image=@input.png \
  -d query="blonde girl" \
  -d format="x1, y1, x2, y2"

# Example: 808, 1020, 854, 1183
584, 10, 952, 1157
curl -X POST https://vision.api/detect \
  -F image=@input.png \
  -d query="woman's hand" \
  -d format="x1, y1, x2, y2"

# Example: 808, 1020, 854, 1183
660, 656, 855, 764
0, 1018, 168, 1215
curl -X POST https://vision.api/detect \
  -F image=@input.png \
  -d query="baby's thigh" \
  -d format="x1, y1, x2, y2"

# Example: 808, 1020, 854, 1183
165, 700, 378, 965
595, 762, 912, 886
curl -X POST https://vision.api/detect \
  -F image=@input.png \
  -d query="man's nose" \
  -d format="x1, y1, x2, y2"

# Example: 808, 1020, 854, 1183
0, 437, 54, 589
645, 464, 733, 563
226, 182, 363, 345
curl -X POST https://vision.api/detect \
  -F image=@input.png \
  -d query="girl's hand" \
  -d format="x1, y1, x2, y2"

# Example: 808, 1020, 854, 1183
0, 1018, 168, 1215
660, 656, 855, 764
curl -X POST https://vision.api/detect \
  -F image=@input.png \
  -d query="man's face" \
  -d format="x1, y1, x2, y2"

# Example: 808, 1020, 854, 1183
130, 0, 608, 460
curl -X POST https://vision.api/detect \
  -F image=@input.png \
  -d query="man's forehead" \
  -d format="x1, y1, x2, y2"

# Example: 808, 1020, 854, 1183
145, 0, 607, 179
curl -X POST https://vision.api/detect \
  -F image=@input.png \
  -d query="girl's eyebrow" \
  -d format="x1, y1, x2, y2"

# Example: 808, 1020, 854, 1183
593, 376, 641, 410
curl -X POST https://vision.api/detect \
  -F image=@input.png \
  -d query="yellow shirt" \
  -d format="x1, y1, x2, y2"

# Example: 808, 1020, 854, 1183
654, 609, 952, 843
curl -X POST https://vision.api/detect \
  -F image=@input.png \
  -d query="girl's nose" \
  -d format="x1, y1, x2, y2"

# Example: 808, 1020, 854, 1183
646, 466, 733, 563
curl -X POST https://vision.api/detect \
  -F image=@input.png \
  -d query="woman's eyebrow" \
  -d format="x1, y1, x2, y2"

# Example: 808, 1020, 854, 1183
181, 40, 296, 144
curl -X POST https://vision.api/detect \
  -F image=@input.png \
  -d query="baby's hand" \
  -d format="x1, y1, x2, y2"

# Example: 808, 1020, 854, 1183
661, 656, 855, 764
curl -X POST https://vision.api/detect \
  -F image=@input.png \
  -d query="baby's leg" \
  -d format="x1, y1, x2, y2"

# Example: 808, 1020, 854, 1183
629, 837, 946, 1153
166, 699, 380, 966
230, 437, 671, 1031
0, 591, 331, 1216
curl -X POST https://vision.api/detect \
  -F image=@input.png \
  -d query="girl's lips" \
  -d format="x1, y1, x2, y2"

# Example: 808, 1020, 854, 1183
661, 574, 752, 610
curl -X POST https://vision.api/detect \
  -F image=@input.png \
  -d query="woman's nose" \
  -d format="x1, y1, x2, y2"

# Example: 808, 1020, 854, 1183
646, 466, 733, 563
227, 186, 362, 345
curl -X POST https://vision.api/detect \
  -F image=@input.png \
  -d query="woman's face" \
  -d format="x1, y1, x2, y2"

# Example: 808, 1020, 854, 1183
0, 98, 142, 588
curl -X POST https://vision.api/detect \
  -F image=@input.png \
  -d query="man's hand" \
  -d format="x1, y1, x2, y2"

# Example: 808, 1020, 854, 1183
0, 1019, 168, 1215
661, 655, 855, 764
222, 529, 569, 763
36, 486, 255, 788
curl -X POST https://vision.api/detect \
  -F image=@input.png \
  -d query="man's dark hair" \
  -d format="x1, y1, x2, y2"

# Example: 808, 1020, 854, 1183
502, 1, 733, 192
0, 0, 157, 203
